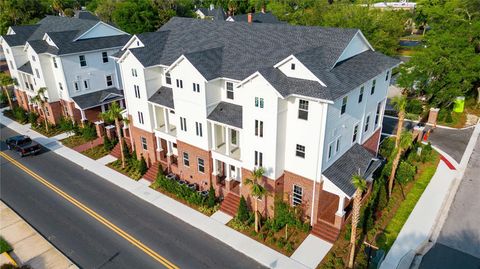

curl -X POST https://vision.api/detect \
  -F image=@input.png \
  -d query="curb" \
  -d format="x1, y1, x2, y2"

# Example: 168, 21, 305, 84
2, 252, 18, 266
383, 115, 477, 131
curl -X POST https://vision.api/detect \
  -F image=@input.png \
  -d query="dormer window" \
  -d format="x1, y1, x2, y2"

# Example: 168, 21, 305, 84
79, 55, 87, 67
102, 52, 108, 63
291, 63, 295, 70
52, 57, 58, 68
226, 82, 234, 99
131, 68, 137, 77
165, 72, 171, 85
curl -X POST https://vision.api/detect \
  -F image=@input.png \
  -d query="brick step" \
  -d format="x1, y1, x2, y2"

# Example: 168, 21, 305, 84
110, 139, 131, 159
312, 222, 340, 243
143, 162, 159, 182
220, 193, 241, 217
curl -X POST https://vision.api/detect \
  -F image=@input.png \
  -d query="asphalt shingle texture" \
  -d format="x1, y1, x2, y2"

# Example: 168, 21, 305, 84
17, 61, 33, 75
148, 86, 175, 109
207, 102, 243, 129
71, 87, 123, 110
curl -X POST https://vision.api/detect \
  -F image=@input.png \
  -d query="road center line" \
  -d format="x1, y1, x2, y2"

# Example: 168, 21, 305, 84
0, 151, 179, 269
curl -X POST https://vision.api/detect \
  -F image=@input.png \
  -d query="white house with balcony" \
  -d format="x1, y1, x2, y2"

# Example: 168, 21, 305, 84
115, 17, 400, 242
0, 11, 130, 125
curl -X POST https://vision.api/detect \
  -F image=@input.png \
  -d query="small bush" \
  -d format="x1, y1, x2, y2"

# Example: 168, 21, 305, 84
123, 141, 132, 160
81, 122, 97, 141
207, 182, 216, 208
137, 155, 148, 175
379, 137, 396, 159
152, 175, 209, 207
230, 217, 250, 231
406, 99, 423, 115
276, 238, 285, 248
157, 163, 164, 178
12, 106, 27, 123
445, 111, 453, 123
396, 161, 416, 185
237, 196, 250, 223
27, 112, 39, 124
285, 242, 294, 253
59, 117, 75, 133
0, 236, 12, 253
272, 199, 301, 232
103, 136, 117, 151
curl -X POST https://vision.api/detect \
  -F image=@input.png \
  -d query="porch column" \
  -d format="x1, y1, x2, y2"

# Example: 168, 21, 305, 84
152, 104, 158, 130
211, 123, 217, 150
167, 140, 173, 155
336, 194, 346, 216
163, 108, 170, 134
225, 127, 230, 156
101, 104, 106, 113
212, 159, 218, 176
236, 167, 241, 181
80, 109, 87, 124
156, 136, 161, 152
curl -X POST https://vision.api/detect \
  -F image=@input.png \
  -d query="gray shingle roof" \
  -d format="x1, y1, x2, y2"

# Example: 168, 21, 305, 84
148, 86, 174, 109
197, 7, 227, 20
1, 15, 129, 55
17, 61, 33, 75
74, 11, 99, 21
71, 87, 123, 110
207, 102, 243, 128
323, 143, 379, 197
231, 12, 283, 24
124, 17, 399, 101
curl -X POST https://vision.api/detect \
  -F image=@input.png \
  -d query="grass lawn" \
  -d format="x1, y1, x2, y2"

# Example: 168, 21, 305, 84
31, 123, 64, 137
0, 236, 12, 253
319, 151, 440, 268
227, 218, 310, 256
107, 159, 142, 180
60, 135, 93, 148
82, 145, 109, 160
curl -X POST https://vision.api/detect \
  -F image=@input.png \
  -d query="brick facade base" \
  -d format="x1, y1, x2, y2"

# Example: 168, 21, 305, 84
176, 140, 213, 191
129, 119, 157, 167
283, 170, 322, 222
363, 128, 381, 155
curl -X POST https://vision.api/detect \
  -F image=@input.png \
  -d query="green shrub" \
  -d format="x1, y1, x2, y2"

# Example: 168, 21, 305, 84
123, 142, 132, 160
81, 122, 97, 141
230, 217, 250, 231
276, 238, 285, 248
27, 112, 39, 124
12, 106, 27, 123
285, 242, 293, 253
0, 236, 12, 253
103, 136, 117, 151
406, 99, 423, 115
153, 175, 207, 207
396, 161, 416, 185
237, 196, 250, 223
59, 116, 75, 133
137, 155, 148, 175
207, 182, 216, 208
445, 110, 453, 123
157, 163, 164, 178
272, 199, 301, 232
420, 142, 434, 163
379, 137, 396, 159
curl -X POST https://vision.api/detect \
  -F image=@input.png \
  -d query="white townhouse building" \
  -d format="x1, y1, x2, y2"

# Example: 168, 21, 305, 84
115, 17, 400, 242
0, 11, 130, 125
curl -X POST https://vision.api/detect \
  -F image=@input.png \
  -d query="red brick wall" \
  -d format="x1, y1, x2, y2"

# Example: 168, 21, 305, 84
176, 140, 212, 190
14, 89, 29, 111
129, 120, 157, 167
84, 107, 102, 122
363, 128, 381, 155
283, 170, 319, 222
63, 101, 82, 122
240, 168, 284, 218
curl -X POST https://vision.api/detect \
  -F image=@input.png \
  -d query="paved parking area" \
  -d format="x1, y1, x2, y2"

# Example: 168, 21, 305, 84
428, 127, 474, 163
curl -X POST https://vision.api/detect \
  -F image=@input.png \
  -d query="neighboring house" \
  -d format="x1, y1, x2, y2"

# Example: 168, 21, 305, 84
115, 17, 400, 242
195, 4, 227, 21
226, 9, 283, 24
0, 11, 130, 125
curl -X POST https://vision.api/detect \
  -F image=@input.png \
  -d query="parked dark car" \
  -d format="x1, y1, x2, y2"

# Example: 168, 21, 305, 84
6, 135, 41, 157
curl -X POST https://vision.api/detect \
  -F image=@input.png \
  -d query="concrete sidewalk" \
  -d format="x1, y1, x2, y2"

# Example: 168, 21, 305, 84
0, 201, 77, 269
1, 111, 320, 269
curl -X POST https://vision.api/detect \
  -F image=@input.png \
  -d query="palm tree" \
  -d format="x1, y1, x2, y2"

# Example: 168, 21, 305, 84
244, 167, 267, 233
348, 174, 367, 269
388, 131, 413, 197
100, 102, 126, 168
0, 73, 15, 109
31, 87, 49, 132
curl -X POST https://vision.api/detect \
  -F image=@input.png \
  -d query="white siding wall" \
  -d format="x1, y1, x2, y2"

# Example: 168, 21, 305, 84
336, 32, 371, 63
77, 23, 125, 40
277, 57, 319, 81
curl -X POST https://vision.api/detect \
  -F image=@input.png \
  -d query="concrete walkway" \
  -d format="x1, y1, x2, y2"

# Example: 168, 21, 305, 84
291, 235, 333, 269
0, 111, 321, 269
0, 201, 77, 269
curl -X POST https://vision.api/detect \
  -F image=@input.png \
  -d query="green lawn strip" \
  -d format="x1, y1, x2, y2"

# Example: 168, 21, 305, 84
0, 236, 12, 253
381, 156, 439, 251
107, 160, 142, 180
60, 135, 92, 148
31, 124, 64, 137
81, 145, 109, 160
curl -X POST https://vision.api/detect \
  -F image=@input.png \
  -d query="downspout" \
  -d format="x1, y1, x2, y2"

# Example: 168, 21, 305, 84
311, 102, 329, 225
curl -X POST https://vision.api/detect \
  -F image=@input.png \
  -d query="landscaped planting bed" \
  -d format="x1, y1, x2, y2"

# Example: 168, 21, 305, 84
81, 145, 110, 160
31, 123, 64, 137
107, 159, 144, 180
61, 135, 93, 148
318, 141, 440, 269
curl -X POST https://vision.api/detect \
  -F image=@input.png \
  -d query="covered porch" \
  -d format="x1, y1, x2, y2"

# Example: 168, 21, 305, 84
71, 87, 124, 123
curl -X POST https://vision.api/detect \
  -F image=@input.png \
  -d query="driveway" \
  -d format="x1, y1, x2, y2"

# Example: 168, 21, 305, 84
420, 138, 480, 268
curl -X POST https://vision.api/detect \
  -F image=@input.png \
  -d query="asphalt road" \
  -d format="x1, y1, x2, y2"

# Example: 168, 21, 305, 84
420, 138, 480, 268
0, 125, 264, 269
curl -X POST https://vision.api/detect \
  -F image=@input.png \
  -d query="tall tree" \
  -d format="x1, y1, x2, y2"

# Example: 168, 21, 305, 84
244, 167, 267, 233
388, 131, 413, 197
0, 73, 15, 109
348, 174, 367, 269
31, 87, 49, 131
100, 102, 127, 168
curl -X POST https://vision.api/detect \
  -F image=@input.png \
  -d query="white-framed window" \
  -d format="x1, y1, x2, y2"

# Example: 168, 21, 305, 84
226, 82, 234, 99
131, 68, 138, 77
358, 86, 364, 103
193, 83, 200, 93
183, 152, 190, 167
255, 97, 264, 108
365, 115, 370, 132
138, 111, 144, 124
292, 185, 303, 206
102, 51, 108, 63
385, 71, 390, 81
328, 142, 334, 160
341, 96, 348, 115
180, 117, 187, 131
298, 99, 309, 120
198, 158, 205, 173
254, 151, 263, 167
375, 102, 382, 127
106, 75, 113, 87
195, 122, 203, 137
335, 136, 341, 153
35, 68, 40, 78
371, 79, 376, 95
352, 124, 359, 143
231, 129, 238, 146
176, 79, 183, 88
83, 79, 90, 90
52, 57, 58, 68
74, 81, 79, 91
44, 106, 50, 116
291, 63, 296, 70
165, 72, 171, 85
32, 55, 36, 62
79, 55, 87, 67
296, 144, 305, 158
58, 82, 63, 91
141, 136, 147, 150
255, 120, 263, 137
134, 85, 140, 98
